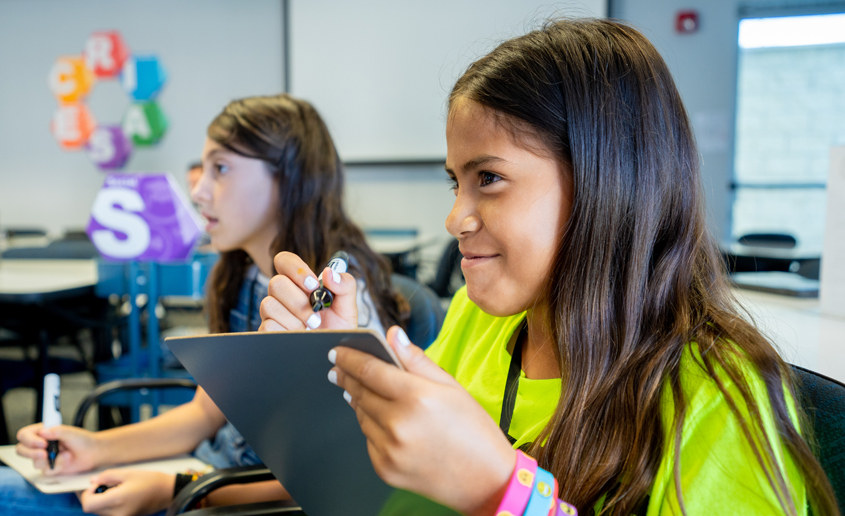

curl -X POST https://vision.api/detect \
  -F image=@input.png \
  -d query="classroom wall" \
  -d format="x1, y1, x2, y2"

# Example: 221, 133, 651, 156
0, 0, 284, 237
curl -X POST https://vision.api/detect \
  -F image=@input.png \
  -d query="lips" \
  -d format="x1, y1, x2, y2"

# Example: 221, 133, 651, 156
460, 251, 499, 268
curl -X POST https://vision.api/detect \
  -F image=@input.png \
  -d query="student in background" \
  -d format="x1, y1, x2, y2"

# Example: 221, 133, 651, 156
4, 94, 405, 516
186, 160, 203, 194
263, 19, 839, 516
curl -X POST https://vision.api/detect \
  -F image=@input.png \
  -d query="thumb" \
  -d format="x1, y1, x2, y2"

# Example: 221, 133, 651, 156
386, 326, 457, 386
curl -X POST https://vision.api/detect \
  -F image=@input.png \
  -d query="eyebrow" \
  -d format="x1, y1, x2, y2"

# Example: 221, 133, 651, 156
444, 154, 508, 175
202, 148, 226, 163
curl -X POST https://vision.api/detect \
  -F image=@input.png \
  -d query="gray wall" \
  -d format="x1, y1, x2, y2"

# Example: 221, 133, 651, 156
0, 0, 284, 236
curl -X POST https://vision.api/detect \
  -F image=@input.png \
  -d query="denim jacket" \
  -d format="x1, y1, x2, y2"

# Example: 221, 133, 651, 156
193, 267, 268, 468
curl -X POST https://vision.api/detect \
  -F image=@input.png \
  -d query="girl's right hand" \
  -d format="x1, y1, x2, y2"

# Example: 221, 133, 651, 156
259, 251, 359, 332
15, 423, 101, 475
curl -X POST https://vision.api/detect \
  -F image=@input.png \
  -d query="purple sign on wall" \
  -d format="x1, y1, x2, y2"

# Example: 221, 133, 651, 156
86, 173, 203, 262
86, 125, 132, 170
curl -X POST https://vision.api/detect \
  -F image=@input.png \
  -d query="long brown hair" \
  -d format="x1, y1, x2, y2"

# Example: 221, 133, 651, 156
450, 19, 838, 516
204, 94, 405, 334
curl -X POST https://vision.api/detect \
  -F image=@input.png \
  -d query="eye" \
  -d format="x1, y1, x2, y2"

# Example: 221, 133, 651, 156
214, 162, 229, 175
447, 176, 458, 192
479, 171, 501, 186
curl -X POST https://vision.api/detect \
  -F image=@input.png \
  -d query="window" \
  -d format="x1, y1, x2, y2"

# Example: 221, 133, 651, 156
732, 12, 845, 254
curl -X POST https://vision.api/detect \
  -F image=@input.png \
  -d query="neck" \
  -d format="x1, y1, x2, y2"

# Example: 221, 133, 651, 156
242, 239, 276, 279
521, 306, 560, 380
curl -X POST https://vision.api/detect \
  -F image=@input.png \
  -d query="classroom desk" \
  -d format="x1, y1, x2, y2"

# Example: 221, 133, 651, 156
733, 288, 845, 383
0, 259, 99, 429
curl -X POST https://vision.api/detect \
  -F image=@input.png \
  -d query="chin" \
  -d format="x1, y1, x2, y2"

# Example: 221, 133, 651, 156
465, 283, 525, 318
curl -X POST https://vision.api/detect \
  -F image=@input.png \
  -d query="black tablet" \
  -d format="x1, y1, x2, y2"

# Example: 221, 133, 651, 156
165, 330, 459, 516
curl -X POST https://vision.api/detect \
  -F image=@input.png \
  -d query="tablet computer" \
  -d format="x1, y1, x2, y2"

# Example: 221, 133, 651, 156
165, 329, 459, 516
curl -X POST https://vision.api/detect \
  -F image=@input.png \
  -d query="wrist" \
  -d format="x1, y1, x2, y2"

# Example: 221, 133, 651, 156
467, 448, 517, 516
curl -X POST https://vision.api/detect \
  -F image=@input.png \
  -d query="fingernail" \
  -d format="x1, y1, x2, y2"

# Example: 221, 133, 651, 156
332, 270, 341, 284
327, 370, 337, 385
396, 328, 411, 347
304, 276, 319, 291
306, 312, 321, 329
328, 349, 337, 364
343, 390, 352, 404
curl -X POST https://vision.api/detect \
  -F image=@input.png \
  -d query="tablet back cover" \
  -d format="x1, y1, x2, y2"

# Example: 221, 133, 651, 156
166, 330, 458, 516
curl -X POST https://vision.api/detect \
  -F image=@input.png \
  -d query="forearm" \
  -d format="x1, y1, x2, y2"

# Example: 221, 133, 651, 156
204, 480, 291, 507
95, 387, 226, 466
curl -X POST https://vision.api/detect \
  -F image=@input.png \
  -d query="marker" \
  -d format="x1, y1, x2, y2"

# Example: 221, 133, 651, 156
94, 485, 111, 494
42, 373, 61, 469
309, 251, 349, 312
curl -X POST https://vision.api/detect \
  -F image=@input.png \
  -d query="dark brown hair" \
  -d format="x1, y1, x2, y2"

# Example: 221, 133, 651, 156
450, 19, 838, 516
205, 94, 406, 334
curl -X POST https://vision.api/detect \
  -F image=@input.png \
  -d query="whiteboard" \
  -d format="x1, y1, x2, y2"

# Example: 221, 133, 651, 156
290, 0, 607, 162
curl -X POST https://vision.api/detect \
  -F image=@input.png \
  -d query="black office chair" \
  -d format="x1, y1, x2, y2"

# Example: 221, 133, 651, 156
390, 273, 445, 349
790, 365, 845, 509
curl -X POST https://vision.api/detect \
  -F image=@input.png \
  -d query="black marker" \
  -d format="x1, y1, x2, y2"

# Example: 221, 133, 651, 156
309, 251, 349, 312
94, 485, 111, 494
42, 374, 61, 469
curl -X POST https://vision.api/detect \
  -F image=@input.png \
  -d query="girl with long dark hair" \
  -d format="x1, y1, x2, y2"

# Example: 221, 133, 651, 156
7, 93, 405, 516
265, 19, 839, 516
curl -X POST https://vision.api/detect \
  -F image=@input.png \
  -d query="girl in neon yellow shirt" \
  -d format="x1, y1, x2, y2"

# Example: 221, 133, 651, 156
260, 18, 839, 516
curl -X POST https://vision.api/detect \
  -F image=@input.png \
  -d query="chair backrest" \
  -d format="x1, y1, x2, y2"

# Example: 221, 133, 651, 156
390, 273, 446, 350
790, 365, 845, 510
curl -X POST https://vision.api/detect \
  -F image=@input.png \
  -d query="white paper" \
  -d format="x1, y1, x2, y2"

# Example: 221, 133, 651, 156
0, 445, 211, 494
821, 146, 845, 318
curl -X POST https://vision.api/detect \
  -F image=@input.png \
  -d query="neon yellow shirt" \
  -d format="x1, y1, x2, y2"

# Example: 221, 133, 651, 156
425, 287, 806, 515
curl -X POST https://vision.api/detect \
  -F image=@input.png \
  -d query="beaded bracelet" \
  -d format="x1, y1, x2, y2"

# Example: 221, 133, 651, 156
494, 450, 537, 516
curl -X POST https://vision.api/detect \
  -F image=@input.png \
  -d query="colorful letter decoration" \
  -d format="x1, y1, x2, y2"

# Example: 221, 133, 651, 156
87, 173, 203, 262
86, 125, 132, 169
84, 31, 129, 78
48, 31, 168, 169
121, 56, 167, 100
48, 56, 95, 104
51, 104, 97, 150
122, 101, 168, 146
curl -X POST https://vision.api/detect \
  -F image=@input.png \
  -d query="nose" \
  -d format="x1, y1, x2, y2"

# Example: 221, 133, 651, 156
445, 189, 481, 238
190, 167, 212, 206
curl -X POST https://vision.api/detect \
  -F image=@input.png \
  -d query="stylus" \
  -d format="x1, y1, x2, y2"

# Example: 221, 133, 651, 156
42, 374, 61, 469
309, 251, 349, 312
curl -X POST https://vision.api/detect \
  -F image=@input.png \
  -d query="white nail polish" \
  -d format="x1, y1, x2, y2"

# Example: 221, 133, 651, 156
328, 349, 337, 364
306, 312, 321, 329
332, 270, 341, 284
304, 276, 319, 291
396, 328, 411, 347
343, 390, 352, 404
327, 370, 337, 385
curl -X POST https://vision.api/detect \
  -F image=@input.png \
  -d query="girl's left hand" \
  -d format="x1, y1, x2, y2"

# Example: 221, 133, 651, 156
331, 326, 516, 516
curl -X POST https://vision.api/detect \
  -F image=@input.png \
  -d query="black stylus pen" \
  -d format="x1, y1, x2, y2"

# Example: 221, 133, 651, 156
309, 251, 349, 312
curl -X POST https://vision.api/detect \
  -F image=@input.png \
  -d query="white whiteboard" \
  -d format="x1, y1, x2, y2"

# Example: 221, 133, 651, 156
290, 0, 607, 162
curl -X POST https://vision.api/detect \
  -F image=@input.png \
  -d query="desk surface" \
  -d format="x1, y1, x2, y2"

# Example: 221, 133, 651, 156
734, 289, 845, 383
0, 259, 98, 303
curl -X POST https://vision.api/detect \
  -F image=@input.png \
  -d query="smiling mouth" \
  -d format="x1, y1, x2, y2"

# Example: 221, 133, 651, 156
461, 253, 498, 268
